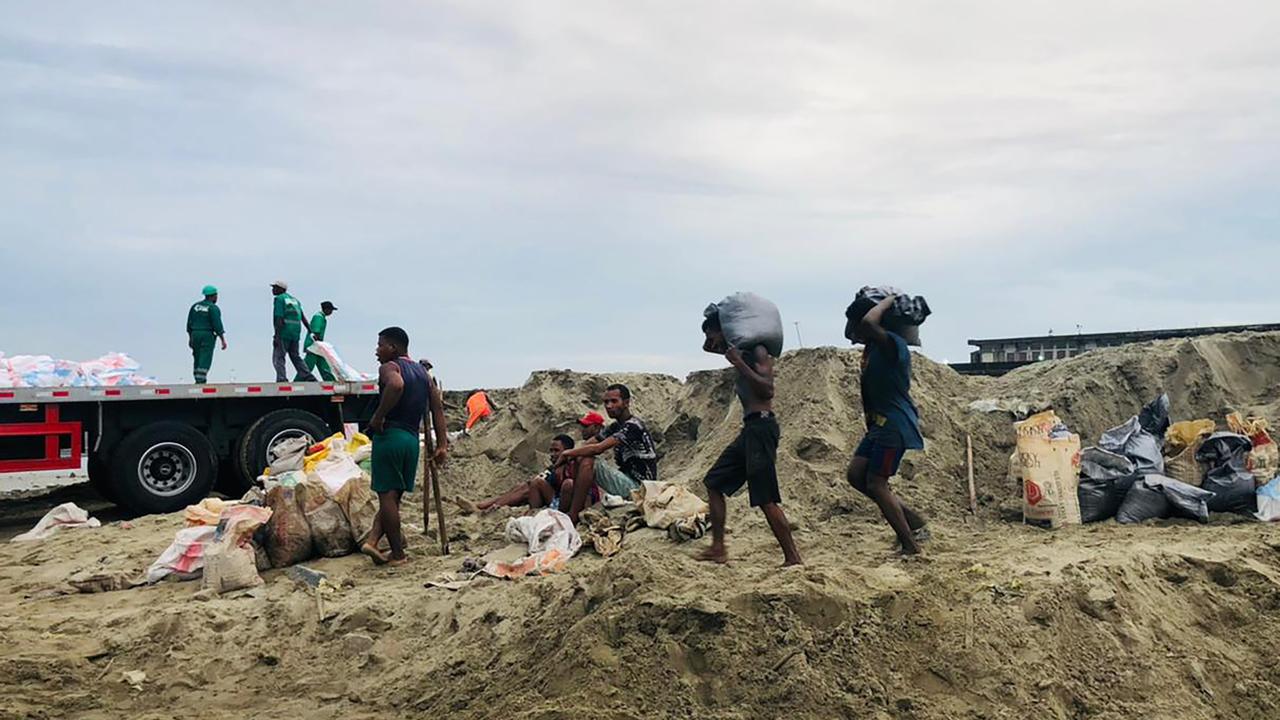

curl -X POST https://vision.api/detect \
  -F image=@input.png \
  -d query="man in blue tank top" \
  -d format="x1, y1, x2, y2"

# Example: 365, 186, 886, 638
362, 326, 448, 566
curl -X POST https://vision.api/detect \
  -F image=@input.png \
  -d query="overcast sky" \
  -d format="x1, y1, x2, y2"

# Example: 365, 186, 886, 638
2, 1, 1277, 388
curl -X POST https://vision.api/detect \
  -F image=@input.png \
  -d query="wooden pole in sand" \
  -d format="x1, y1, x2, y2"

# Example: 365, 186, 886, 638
966, 433, 978, 516
422, 379, 450, 555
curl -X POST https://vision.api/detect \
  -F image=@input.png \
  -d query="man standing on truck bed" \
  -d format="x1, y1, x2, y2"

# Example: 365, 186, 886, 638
271, 280, 316, 382
186, 285, 227, 384
362, 326, 448, 566
300, 300, 338, 381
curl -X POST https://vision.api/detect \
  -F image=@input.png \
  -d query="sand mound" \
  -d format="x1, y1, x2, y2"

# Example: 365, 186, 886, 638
3, 333, 1280, 719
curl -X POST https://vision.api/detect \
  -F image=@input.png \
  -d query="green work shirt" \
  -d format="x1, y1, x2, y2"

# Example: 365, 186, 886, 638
304, 312, 327, 348
273, 293, 304, 342
187, 300, 224, 337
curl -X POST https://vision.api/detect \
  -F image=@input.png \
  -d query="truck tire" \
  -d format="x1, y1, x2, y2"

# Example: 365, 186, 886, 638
111, 422, 217, 515
88, 453, 117, 502
238, 409, 330, 483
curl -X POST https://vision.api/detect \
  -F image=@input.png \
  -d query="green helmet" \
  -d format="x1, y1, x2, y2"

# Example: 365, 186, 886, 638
202, 285, 218, 296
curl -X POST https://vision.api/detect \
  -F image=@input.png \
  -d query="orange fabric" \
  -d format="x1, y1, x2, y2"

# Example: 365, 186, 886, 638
465, 391, 493, 430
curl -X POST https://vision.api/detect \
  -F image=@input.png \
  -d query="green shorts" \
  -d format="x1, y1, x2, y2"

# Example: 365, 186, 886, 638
370, 428, 420, 494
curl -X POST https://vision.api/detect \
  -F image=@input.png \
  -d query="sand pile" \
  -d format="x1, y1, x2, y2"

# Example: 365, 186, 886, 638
2, 333, 1280, 719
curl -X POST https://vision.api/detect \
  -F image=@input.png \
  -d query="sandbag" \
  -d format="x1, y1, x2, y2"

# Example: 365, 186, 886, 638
1147, 475, 1212, 523
703, 292, 784, 358
1166, 419, 1215, 455
334, 474, 378, 545
1080, 447, 1135, 481
1196, 432, 1252, 472
1099, 416, 1164, 474
264, 486, 312, 568
1138, 394, 1171, 437
1256, 477, 1280, 522
268, 436, 310, 475
1164, 442, 1206, 487
1078, 473, 1138, 523
201, 544, 262, 594
1116, 479, 1171, 524
1227, 413, 1278, 484
1203, 467, 1257, 514
1016, 410, 1082, 528
297, 480, 354, 557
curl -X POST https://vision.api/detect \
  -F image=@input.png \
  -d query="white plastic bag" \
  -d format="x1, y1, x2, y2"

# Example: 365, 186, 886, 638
504, 509, 582, 556
268, 437, 310, 475
704, 292, 784, 358
1255, 477, 1280, 522
11, 502, 101, 542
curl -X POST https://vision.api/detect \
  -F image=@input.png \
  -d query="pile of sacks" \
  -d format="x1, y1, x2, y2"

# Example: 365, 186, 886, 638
144, 433, 380, 593
0, 352, 157, 388
1016, 394, 1280, 527
254, 432, 379, 566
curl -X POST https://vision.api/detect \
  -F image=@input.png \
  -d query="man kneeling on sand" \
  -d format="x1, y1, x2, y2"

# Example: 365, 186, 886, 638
455, 434, 597, 514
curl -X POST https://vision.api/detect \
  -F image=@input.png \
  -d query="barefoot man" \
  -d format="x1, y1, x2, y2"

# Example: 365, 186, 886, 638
362, 326, 448, 566
698, 312, 802, 566
844, 294, 929, 555
456, 434, 596, 514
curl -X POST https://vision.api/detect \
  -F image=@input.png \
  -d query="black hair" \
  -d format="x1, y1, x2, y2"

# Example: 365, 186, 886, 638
701, 313, 721, 332
605, 383, 631, 401
378, 326, 410, 349
552, 434, 575, 449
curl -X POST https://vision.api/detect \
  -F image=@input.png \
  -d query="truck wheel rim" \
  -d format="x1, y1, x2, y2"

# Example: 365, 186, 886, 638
266, 429, 316, 468
138, 443, 198, 497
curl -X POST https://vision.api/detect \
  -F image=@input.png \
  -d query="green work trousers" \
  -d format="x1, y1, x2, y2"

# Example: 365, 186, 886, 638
303, 352, 335, 382
190, 334, 215, 383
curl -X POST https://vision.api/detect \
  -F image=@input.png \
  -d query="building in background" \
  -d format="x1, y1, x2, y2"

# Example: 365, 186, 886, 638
950, 323, 1280, 376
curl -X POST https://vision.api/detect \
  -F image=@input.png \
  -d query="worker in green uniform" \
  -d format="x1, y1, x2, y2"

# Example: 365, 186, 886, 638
271, 280, 316, 382
300, 300, 338, 381
186, 285, 227, 384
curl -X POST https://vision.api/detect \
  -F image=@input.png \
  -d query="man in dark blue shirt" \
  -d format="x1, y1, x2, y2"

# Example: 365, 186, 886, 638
844, 294, 930, 555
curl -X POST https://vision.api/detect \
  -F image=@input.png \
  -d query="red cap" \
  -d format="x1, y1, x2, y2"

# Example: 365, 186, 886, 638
578, 411, 606, 426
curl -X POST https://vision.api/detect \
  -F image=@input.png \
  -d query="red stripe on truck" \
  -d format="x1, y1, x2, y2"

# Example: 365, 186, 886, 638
52, 391, 69, 398
155, 389, 171, 395
105, 389, 121, 397
247, 386, 262, 393
362, 384, 376, 391
202, 387, 217, 394
0, 392, 13, 399
279, 385, 293, 392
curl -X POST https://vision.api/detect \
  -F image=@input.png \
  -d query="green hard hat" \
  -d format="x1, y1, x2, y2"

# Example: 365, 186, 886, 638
202, 285, 218, 296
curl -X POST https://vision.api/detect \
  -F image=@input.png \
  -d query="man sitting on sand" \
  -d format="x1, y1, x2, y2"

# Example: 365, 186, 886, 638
557, 384, 658, 523
698, 311, 802, 566
455, 434, 597, 514
843, 293, 929, 555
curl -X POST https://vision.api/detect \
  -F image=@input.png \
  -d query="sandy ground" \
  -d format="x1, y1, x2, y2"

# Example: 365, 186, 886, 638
3, 332, 1280, 719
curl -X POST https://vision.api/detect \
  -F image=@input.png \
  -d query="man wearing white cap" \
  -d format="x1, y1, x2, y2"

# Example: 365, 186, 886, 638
271, 280, 315, 382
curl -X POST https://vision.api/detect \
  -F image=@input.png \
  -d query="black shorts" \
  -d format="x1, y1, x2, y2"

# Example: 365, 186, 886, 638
704, 413, 782, 507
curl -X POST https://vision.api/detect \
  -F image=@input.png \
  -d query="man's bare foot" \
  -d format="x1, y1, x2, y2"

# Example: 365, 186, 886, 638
454, 498, 480, 515
697, 547, 728, 564
387, 554, 410, 567
360, 543, 388, 566
781, 557, 804, 567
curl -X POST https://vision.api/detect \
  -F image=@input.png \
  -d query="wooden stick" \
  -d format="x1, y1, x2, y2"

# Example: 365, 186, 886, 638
430, 455, 449, 556
421, 378, 449, 555
966, 433, 978, 516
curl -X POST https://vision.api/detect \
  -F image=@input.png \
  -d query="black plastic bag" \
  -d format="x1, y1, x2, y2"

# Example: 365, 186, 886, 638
1138, 394, 1171, 437
1150, 475, 1213, 523
1116, 478, 1171, 524
1203, 467, 1257, 513
1079, 473, 1138, 523
1080, 447, 1135, 481
1100, 417, 1164, 474
1196, 433, 1251, 473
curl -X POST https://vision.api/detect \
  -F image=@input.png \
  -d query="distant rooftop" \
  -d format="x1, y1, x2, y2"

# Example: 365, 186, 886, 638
968, 322, 1280, 347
